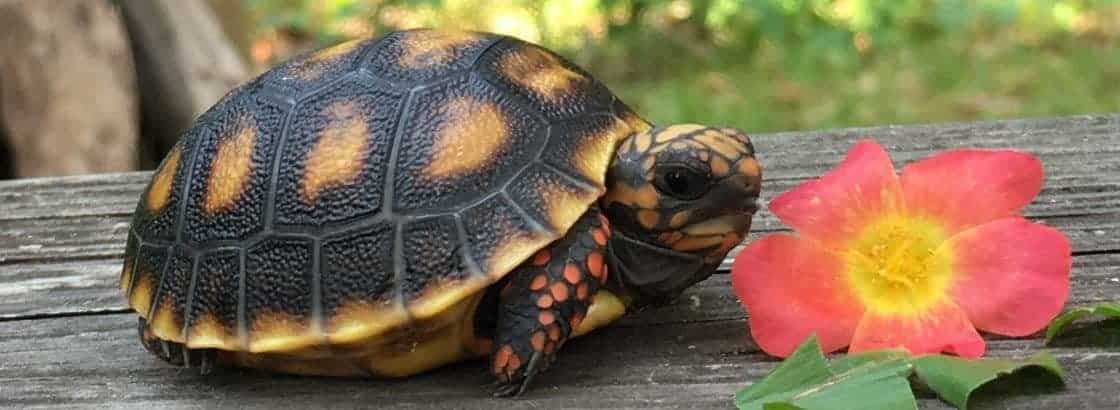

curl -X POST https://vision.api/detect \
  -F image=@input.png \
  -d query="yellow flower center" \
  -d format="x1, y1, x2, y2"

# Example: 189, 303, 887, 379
843, 214, 953, 316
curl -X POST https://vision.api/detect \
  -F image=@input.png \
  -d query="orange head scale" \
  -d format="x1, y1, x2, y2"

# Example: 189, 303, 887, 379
601, 124, 761, 306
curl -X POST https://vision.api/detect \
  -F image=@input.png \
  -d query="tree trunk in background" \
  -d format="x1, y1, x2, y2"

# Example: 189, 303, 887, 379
0, 0, 139, 177
117, 0, 249, 167
206, 0, 255, 64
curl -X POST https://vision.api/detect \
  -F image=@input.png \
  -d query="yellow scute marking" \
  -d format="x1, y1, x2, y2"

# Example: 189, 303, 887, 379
488, 233, 551, 279
118, 258, 134, 293
187, 313, 237, 350
249, 311, 316, 353
301, 102, 370, 202
619, 110, 653, 133
407, 277, 483, 319
541, 182, 601, 234
500, 46, 585, 102
326, 298, 408, 345
399, 30, 480, 68
203, 120, 256, 215
146, 145, 181, 213
149, 296, 183, 342
573, 117, 630, 185
573, 291, 629, 337
425, 97, 508, 179
129, 275, 154, 317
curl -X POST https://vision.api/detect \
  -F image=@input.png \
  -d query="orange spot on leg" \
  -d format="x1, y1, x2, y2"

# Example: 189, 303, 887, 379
576, 283, 590, 301
550, 282, 569, 302
538, 311, 555, 326
531, 331, 546, 352
537, 294, 554, 309
547, 324, 562, 342
592, 229, 608, 246
600, 264, 609, 285
563, 264, 582, 284
507, 353, 521, 372
587, 252, 603, 279
530, 274, 548, 291
495, 345, 513, 369
532, 249, 551, 266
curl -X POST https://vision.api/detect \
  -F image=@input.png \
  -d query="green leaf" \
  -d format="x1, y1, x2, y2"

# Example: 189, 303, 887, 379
828, 349, 910, 374
735, 336, 831, 408
735, 337, 917, 410
912, 353, 1066, 410
1045, 302, 1120, 344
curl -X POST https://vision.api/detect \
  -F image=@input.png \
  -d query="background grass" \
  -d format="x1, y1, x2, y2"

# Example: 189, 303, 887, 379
243, 0, 1120, 133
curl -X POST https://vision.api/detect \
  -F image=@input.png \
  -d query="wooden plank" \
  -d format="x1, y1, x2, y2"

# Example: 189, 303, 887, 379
1, 313, 1117, 409
1, 114, 1116, 223
3, 251, 1119, 325
0, 114, 1118, 408
0, 114, 1118, 319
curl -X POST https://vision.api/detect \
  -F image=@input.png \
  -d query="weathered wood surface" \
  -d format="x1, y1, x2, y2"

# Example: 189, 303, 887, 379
1, 114, 1118, 408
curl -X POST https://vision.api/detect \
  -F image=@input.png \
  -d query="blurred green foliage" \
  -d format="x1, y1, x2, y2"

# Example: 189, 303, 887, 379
244, 0, 1120, 132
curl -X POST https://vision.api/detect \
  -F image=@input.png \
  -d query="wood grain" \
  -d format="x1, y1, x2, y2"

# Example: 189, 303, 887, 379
0, 114, 1118, 408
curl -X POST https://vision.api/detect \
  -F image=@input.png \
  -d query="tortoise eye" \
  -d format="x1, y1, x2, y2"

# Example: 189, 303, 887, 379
653, 165, 710, 200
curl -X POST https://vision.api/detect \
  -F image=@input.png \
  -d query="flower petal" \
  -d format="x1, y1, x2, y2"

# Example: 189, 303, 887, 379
946, 217, 1072, 336
732, 234, 863, 357
850, 301, 985, 358
901, 149, 1043, 233
769, 140, 903, 247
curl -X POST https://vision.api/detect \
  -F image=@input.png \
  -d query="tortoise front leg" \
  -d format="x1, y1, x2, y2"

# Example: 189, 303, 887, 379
490, 207, 611, 396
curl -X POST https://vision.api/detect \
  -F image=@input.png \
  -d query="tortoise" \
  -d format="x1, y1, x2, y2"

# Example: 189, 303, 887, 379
119, 29, 761, 396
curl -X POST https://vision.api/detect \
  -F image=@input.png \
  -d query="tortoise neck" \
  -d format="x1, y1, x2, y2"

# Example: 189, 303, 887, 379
604, 228, 711, 308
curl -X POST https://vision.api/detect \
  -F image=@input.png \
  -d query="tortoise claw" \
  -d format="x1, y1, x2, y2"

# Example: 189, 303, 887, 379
199, 349, 215, 375
182, 346, 192, 368
491, 351, 544, 398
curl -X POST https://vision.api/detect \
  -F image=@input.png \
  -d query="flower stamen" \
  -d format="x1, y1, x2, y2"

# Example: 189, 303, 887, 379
844, 215, 952, 317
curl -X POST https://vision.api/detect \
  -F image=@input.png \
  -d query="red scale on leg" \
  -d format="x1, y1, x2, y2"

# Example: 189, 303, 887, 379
576, 282, 590, 301
538, 310, 555, 326
531, 331, 546, 352
550, 282, 569, 302
529, 274, 548, 291
563, 264, 582, 284
536, 294, 554, 309
587, 251, 604, 280
531, 249, 551, 266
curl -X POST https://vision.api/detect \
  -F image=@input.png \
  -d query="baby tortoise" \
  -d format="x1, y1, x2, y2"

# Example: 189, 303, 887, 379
121, 29, 761, 396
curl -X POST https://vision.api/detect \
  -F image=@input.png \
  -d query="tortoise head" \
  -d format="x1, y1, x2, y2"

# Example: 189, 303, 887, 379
601, 124, 761, 306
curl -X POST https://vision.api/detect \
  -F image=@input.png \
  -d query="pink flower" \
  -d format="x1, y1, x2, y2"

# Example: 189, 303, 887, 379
732, 140, 1071, 358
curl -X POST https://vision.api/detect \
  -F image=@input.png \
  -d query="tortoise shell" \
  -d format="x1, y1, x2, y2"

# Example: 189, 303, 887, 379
119, 29, 651, 354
